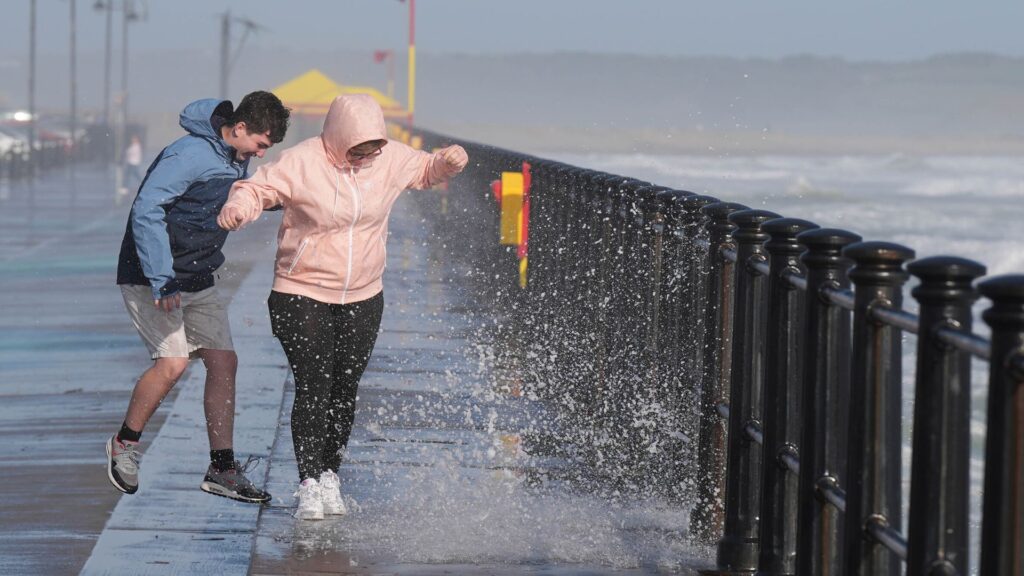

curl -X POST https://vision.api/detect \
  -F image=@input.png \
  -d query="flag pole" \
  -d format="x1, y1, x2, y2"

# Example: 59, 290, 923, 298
407, 0, 415, 127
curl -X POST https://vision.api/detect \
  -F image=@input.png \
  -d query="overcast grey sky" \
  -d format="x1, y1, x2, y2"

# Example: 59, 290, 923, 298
3, 0, 1024, 61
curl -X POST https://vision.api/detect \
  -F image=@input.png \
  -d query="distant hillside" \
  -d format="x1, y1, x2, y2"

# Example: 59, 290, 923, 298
3, 50, 1023, 155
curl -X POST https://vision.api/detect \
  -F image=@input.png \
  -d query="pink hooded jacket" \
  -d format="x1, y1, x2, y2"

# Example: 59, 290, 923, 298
223, 94, 463, 304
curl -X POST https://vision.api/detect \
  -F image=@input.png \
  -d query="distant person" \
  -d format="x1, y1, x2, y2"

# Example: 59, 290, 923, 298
218, 94, 468, 520
120, 134, 144, 202
107, 91, 291, 504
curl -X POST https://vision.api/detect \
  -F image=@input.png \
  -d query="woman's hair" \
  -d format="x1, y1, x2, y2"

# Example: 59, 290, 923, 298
231, 91, 291, 143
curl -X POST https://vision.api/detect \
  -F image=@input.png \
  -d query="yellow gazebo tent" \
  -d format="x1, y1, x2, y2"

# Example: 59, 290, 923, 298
272, 69, 406, 118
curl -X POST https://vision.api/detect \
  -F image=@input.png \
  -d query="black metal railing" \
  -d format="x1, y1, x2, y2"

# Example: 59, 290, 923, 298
410, 127, 1024, 576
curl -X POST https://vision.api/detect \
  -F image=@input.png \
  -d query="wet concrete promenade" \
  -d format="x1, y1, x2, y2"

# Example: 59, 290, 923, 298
0, 167, 707, 575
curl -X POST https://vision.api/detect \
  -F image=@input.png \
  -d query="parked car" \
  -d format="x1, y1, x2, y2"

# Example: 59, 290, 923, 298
0, 126, 30, 157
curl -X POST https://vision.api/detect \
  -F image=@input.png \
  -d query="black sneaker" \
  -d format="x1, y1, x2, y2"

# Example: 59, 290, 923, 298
199, 455, 271, 504
106, 434, 140, 494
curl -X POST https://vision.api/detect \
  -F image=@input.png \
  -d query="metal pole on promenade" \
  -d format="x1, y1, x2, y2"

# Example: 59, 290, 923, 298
692, 201, 746, 546
794, 228, 860, 575
714, 209, 779, 573
906, 256, 985, 575
978, 275, 1024, 576
121, 0, 129, 129
113, 0, 136, 200
70, 0, 78, 168
756, 218, 818, 576
103, 0, 112, 127
680, 195, 718, 382
28, 0, 37, 174
92, 0, 114, 163
679, 194, 718, 498
843, 241, 915, 576
220, 10, 230, 100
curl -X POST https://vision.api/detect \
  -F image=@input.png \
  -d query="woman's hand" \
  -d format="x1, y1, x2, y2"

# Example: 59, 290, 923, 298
439, 145, 468, 173
217, 204, 249, 231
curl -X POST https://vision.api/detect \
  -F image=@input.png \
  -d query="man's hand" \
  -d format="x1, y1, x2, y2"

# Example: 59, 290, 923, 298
218, 205, 248, 231
154, 293, 181, 313
439, 145, 468, 173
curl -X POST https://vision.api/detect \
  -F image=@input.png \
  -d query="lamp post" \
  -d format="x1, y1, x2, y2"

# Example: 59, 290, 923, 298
113, 0, 138, 198
220, 10, 229, 100
121, 0, 138, 131
102, 0, 111, 126
218, 11, 264, 101
92, 0, 118, 162
70, 0, 77, 165
28, 0, 37, 171
407, 0, 415, 126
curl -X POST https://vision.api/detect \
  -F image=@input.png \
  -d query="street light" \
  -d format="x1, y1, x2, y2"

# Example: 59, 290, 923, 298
121, 1, 142, 131
92, 0, 142, 198
70, 0, 78, 165
219, 11, 265, 100
92, 0, 113, 129
28, 0, 36, 171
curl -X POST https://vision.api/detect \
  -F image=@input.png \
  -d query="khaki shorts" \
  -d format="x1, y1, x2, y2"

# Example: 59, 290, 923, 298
120, 285, 234, 359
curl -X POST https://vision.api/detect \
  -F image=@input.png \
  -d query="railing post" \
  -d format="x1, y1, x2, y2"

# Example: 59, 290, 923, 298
713, 209, 781, 573
794, 228, 861, 576
978, 275, 1024, 576
524, 161, 555, 312
653, 190, 687, 494
693, 201, 747, 545
601, 177, 651, 489
590, 173, 618, 400
606, 178, 638, 393
578, 170, 608, 404
624, 182, 655, 387
531, 164, 569, 397
671, 193, 717, 503
641, 186, 672, 385
906, 256, 985, 575
756, 218, 819, 576
623, 182, 665, 490
679, 195, 719, 387
563, 167, 596, 413
843, 241, 915, 576
656, 190, 695, 397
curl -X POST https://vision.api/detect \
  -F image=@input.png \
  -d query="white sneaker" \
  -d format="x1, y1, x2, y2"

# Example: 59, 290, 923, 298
293, 478, 324, 520
318, 470, 348, 516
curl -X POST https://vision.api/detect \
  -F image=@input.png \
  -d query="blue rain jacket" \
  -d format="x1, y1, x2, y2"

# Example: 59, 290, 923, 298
116, 99, 249, 300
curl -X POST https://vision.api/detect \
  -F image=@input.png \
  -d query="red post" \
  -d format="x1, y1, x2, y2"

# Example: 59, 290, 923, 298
518, 162, 531, 260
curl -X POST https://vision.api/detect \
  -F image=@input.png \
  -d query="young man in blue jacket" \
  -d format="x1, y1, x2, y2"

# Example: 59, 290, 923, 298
108, 91, 290, 503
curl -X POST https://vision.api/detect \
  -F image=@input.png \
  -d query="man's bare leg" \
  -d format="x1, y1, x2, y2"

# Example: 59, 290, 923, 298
124, 357, 190, 432
197, 348, 237, 451
193, 348, 269, 503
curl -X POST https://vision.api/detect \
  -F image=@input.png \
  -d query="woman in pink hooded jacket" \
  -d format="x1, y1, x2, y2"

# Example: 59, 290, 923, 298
218, 94, 468, 520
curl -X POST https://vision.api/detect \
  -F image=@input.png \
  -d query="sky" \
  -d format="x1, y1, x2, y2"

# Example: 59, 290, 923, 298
3, 0, 1024, 62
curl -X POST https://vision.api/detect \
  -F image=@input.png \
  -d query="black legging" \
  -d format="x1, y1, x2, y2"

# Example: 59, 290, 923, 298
268, 290, 384, 481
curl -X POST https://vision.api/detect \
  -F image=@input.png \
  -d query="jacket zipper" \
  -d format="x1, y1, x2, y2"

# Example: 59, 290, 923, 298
340, 166, 362, 304
379, 204, 394, 271
287, 238, 310, 275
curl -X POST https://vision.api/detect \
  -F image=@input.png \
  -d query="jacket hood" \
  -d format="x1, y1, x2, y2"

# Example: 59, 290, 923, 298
321, 95, 388, 167
179, 98, 230, 141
